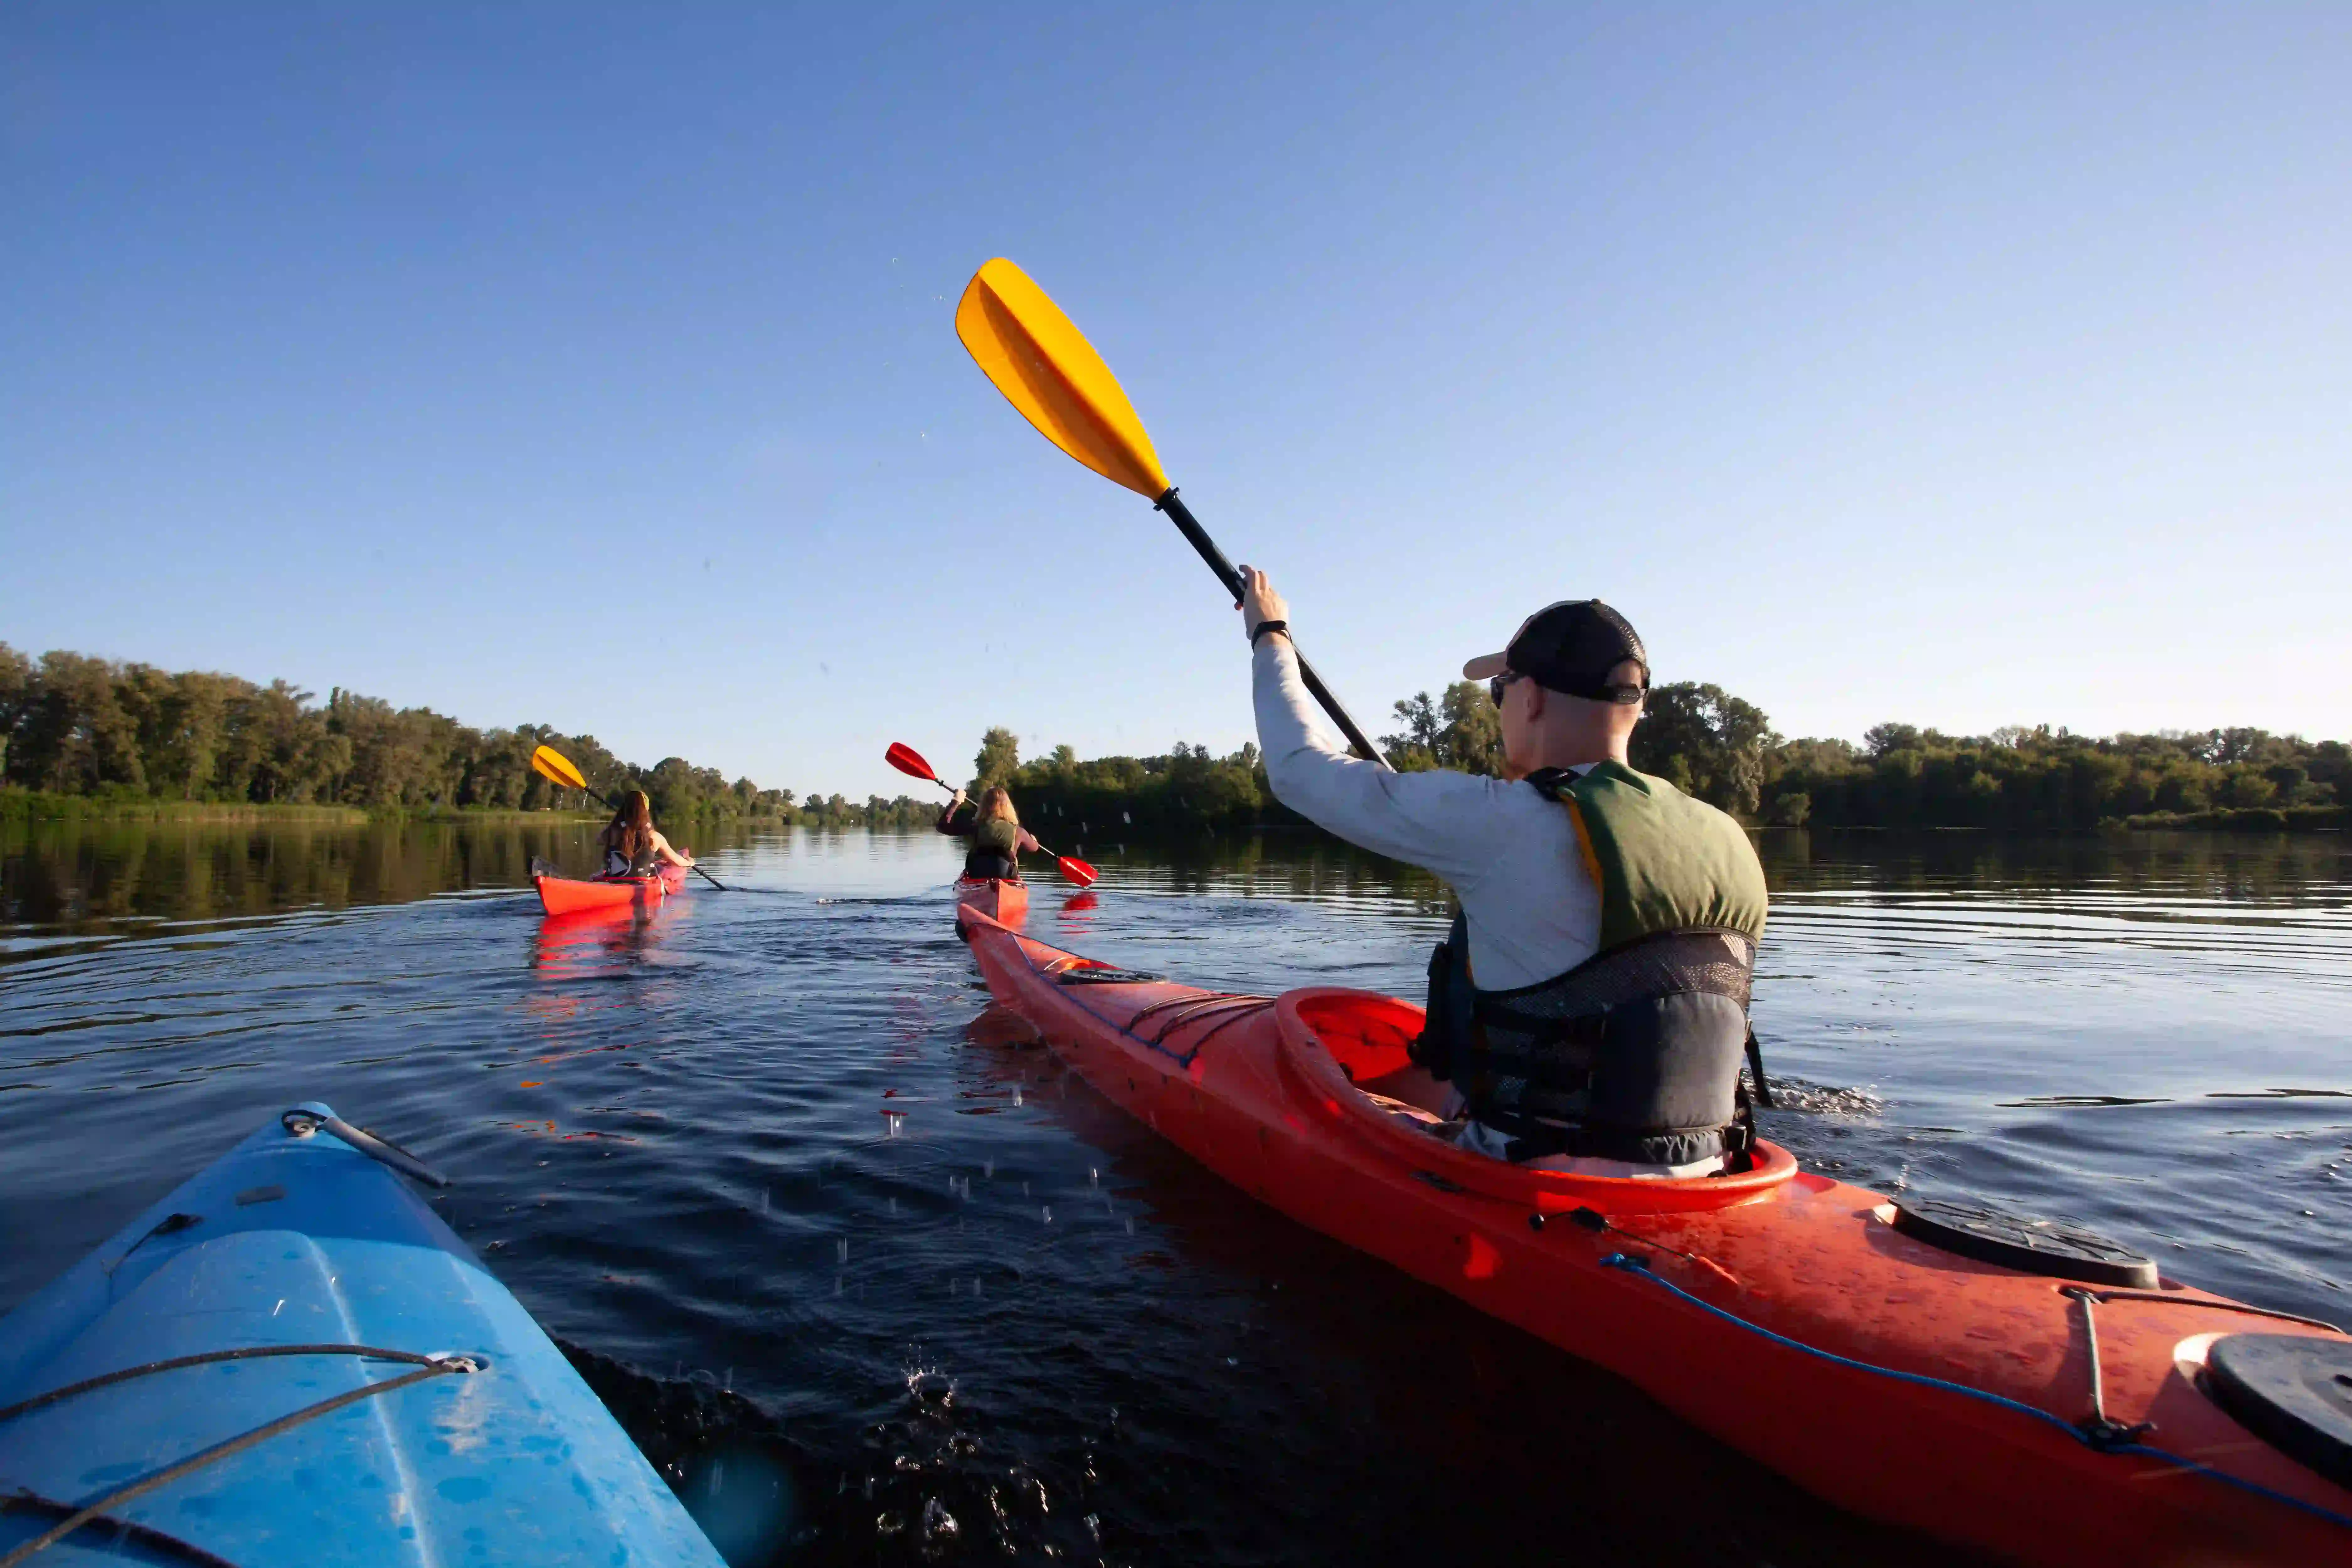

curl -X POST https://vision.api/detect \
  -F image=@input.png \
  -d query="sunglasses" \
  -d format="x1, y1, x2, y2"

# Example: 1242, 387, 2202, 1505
1490, 670, 1648, 708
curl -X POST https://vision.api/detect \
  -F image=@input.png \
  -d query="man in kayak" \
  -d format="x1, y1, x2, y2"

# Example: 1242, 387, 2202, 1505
1238, 569, 1768, 1176
937, 786, 1043, 881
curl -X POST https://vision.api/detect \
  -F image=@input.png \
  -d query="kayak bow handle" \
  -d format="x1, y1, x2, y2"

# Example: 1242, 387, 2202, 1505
283, 1106, 452, 1189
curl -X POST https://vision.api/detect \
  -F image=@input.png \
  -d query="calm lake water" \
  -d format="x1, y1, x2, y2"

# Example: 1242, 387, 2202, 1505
3, 817, 2348, 1566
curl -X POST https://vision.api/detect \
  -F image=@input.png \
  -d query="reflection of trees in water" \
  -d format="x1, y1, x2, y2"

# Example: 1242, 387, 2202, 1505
1757, 827, 2350, 904
1046, 824, 2346, 918
1061, 830, 1462, 918
0, 818, 774, 938
9, 819, 2339, 949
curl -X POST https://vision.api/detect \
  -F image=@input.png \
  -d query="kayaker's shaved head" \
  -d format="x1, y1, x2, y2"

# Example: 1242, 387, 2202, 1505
1499, 659, 1645, 780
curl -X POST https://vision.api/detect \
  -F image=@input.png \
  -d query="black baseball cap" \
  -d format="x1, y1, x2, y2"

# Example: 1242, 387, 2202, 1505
1461, 600, 1649, 704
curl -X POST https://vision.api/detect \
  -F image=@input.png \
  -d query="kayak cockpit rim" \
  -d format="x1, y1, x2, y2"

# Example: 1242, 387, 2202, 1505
1271, 988, 1801, 1214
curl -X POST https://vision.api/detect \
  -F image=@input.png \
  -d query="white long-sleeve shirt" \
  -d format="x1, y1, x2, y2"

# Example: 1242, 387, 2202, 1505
1251, 637, 1599, 988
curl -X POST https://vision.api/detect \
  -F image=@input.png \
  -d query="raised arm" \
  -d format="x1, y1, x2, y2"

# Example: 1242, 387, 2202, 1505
1240, 567, 1519, 887
936, 790, 974, 836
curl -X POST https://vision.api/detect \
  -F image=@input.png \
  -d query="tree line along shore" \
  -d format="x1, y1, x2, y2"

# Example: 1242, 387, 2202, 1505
5, 643, 2345, 839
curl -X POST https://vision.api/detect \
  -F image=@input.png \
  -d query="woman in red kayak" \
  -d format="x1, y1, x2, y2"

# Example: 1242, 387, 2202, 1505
598, 790, 695, 877
937, 786, 1041, 880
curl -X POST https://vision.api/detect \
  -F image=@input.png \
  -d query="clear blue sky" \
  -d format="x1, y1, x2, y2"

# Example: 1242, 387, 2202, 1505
5, 4, 2347, 798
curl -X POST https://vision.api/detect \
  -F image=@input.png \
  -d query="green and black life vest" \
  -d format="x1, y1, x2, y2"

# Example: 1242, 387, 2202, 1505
1410, 760, 1770, 1166
965, 816, 1023, 881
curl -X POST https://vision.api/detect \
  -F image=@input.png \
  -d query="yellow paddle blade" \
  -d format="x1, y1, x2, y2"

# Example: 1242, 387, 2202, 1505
956, 258, 1170, 499
530, 744, 587, 791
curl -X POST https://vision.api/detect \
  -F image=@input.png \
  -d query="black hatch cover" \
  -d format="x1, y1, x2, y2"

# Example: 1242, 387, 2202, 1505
1056, 968, 1166, 986
2203, 1333, 2352, 1491
1890, 1197, 2159, 1288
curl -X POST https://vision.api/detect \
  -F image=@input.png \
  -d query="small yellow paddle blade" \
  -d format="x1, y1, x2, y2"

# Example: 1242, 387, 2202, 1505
956, 258, 1170, 499
530, 744, 587, 791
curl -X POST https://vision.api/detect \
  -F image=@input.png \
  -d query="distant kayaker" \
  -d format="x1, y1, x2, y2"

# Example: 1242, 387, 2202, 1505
938, 786, 1043, 881
1237, 568, 1768, 1177
598, 790, 695, 877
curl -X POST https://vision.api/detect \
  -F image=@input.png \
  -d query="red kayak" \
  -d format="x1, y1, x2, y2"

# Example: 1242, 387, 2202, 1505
531, 858, 689, 917
955, 903, 2352, 1567
956, 876, 1028, 924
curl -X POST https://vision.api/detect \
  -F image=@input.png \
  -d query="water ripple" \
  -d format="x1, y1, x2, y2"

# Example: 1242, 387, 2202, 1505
3, 822, 2343, 1564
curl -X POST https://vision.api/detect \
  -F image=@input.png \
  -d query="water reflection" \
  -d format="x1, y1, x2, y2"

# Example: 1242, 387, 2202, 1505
0, 814, 777, 961
529, 907, 673, 978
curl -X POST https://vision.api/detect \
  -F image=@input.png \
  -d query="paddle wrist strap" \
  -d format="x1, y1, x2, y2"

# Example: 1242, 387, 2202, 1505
1250, 619, 1290, 647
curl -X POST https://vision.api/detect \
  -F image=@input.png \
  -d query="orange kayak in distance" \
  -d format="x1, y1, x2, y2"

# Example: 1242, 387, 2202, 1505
531, 858, 689, 918
956, 876, 1028, 925
954, 903, 2352, 1567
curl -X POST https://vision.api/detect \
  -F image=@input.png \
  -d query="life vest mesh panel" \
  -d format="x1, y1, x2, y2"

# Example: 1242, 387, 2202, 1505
1477, 929, 1755, 1036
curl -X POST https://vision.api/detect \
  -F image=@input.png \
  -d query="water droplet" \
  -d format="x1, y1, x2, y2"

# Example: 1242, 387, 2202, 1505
984, 1161, 994, 1179
1012, 1086, 1023, 1107
1041, 1205, 1052, 1223
837, 1237, 850, 1263
1089, 1168, 1098, 1184
889, 1196, 899, 1216
1125, 1217, 1135, 1235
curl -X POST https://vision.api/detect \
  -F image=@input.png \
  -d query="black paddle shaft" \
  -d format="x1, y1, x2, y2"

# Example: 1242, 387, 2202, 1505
1152, 488, 1394, 771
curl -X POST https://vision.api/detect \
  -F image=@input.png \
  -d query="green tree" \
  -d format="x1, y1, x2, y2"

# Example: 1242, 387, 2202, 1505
156, 672, 235, 799
18, 652, 147, 793
1381, 681, 1503, 775
0, 643, 30, 779
1632, 682, 1773, 817
1862, 722, 1922, 759
974, 727, 1020, 792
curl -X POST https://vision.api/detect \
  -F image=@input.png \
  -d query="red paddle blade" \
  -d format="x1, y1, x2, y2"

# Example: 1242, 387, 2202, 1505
1056, 856, 1099, 887
884, 742, 938, 783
